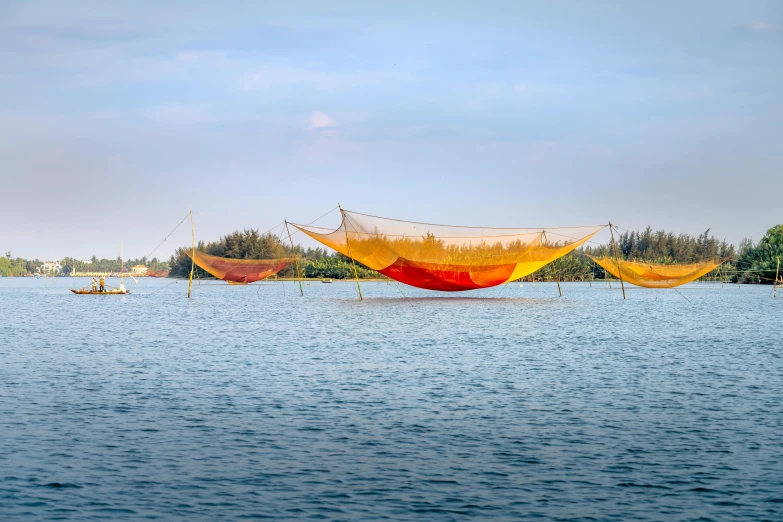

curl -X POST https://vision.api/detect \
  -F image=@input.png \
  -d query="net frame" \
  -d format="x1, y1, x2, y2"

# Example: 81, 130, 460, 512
291, 209, 605, 291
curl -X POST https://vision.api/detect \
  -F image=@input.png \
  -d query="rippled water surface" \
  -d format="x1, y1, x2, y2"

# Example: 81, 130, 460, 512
1, 278, 781, 520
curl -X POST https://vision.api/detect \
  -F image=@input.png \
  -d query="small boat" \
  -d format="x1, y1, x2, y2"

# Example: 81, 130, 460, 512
70, 245, 137, 295
71, 288, 130, 295
322, 278, 333, 283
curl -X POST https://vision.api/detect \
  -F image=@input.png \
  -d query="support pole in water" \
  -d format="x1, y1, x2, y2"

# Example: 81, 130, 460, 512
285, 220, 304, 296
338, 204, 363, 301
775, 258, 780, 298
609, 222, 626, 300
590, 258, 594, 288
188, 210, 195, 299
542, 231, 562, 297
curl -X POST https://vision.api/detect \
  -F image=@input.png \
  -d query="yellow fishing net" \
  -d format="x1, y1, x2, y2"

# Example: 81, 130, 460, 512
188, 251, 292, 284
290, 210, 604, 291
590, 256, 725, 288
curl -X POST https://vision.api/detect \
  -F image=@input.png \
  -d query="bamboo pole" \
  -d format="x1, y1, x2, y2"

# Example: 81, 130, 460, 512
285, 220, 304, 296
590, 259, 594, 288
609, 223, 626, 300
775, 258, 780, 298
338, 205, 363, 300
543, 231, 562, 297
188, 210, 195, 298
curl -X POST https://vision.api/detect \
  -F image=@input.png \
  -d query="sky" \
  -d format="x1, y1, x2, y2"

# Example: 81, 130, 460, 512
1, 1, 780, 260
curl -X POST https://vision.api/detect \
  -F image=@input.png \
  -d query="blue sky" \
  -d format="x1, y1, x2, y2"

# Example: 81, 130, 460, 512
1, 1, 780, 259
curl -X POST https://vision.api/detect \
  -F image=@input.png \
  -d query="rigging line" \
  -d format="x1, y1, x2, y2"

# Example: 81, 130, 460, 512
286, 227, 602, 241
260, 221, 286, 237
642, 262, 694, 305
388, 277, 414, 305
342, 208, 608, 231
496, 279, 513, 298
285, 206, 341, 239
143, 211, 191, 261
537, 228, 608, 246
144, 279, 180, 296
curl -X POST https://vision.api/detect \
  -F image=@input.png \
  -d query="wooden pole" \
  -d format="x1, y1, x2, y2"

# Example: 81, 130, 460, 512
775, 258, 780, 298
543, 231, 562, 297
590, 259, 594, 288
339, 205, 363, 300
285, 220, 304, 296
188, 209, 195, 298
609, 223, 626, 300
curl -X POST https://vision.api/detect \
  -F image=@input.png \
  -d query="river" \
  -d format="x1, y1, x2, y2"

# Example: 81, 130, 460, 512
1, 278, 780, 520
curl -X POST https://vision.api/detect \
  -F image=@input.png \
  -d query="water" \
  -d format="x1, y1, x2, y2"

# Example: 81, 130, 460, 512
1, 277, 781, 520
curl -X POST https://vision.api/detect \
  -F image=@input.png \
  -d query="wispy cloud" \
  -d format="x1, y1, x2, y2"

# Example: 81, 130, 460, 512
307, 111, 336, 130
745, 21, 778, 33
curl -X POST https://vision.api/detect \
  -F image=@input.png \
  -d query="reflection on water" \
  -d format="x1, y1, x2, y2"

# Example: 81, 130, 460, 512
0, 278, 781, 520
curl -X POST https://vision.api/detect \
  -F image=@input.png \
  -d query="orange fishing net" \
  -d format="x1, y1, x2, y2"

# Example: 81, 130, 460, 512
291, 210, 604, 291
188, 251, 292, 284
590, 256, 725, 288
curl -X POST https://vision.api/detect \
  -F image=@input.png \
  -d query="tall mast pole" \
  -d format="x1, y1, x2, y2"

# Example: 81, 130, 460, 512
285, 220, 304, 296
542, 231, 562, 297
609, 222, 626, 300
339, 204, 363, 300
188, 210, 195, 298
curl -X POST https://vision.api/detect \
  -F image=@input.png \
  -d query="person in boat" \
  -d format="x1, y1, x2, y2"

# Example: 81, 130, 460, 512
91, 277, 98, 292
99, 276, 105, 292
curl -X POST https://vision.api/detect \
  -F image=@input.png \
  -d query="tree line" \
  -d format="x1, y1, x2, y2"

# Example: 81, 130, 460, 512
0, 251, 168, 277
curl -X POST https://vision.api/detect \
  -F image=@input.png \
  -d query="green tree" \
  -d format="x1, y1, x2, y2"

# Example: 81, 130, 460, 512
735, 225, 783, 284
169, 229, 291, 278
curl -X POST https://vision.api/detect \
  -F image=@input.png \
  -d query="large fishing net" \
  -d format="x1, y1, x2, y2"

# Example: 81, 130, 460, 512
188, 251, 292, 284
590, 256, 725, 288
291, 210, 604, 291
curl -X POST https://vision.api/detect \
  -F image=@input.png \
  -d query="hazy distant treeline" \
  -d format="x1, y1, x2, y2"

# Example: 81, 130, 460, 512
0, 251, 168, 277
60, 256, 169, 274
